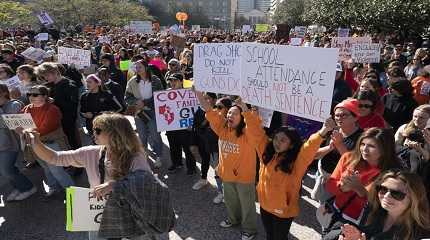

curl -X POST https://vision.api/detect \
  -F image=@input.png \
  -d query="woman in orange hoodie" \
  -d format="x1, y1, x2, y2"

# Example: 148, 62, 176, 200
256, 118, 336, 240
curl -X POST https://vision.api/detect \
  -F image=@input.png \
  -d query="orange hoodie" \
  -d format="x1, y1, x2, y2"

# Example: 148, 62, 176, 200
256, 132, 324, 219
206, 109, 266, 184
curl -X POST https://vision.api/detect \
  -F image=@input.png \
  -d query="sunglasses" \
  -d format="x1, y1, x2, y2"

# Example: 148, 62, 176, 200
358, 104, 373, 109
376, 185, 407, 201
93, 127, 103, 135
27, 93, 44, 97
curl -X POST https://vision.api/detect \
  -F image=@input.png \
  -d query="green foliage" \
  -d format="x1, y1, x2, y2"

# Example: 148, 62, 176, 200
272, 0, 309, 27
0, 1, 35, 28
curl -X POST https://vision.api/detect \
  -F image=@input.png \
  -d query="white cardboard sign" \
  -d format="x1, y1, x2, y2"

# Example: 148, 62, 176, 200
1, 113, 36, 130
3, 76, 21, 89
290, 38, 303, 46
351, 43, 381, 63
154, 89, 201, 132
37, 12, 54, 26
35, 33, 49, 41
21, 47, 47, 62
331, 37, 372, 61
194, 43, 241, 95
58, 47, 91, 69
129, 21, 152, 34
240, 43, 338, 122
66, 187, 106, 232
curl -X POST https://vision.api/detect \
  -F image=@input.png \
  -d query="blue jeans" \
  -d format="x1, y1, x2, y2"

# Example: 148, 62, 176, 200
0, 151, 34, 192
135, 116, 163, 157
37, 142, 74, 190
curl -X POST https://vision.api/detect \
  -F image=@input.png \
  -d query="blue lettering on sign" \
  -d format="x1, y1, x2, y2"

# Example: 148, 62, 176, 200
179, 118, 194, 128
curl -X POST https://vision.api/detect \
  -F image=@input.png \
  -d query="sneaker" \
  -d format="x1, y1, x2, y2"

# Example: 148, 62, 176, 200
13, 187, 37, 201
192, 179, 208, 190
153, 157, 162, 168
6, 189, 20, 201
213, 193, 224, 204
45, 188, 57, 197
219, 219, 233, 228
241, 232, 256, 240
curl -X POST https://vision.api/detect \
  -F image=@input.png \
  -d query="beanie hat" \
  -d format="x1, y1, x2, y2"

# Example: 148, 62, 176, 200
334, 98, 359, 117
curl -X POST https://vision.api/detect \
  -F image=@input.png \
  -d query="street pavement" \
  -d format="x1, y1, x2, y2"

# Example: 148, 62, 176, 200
0, 133, 322, 240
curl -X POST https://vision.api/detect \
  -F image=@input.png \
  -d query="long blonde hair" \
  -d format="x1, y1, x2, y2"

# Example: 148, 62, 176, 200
367, 170, 430, 240
93, 113, 142, 180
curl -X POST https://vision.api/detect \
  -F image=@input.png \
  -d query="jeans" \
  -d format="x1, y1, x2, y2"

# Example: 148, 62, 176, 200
37, 142, 74, 190
0, 151, 33, 192
135, 116, 162, 157
260, 208, 294, 240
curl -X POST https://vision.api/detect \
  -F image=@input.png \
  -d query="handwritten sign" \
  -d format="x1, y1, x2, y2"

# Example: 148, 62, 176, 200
1, 113, 36, 130
257, 107, 274, 128
37, 11, 54, 26
290, 38, 303, 46
154, 89, 201, 132
240, 43, 338, 122
58, 47, 91, 69
21, 47, 47, 62
337, 28, 350, 37
98, 36, 111, 44
194, 43, 241, 95
35, 33, 49, 41
255, 24, 270, 32
351, 43, 381, 63
192, 25, 201, 31
294, 26, 306, 38
129, 21, 153, 33
3, 76, 21, 89
66, 187, 106, 231
331, 37, 372, 61
242, 25, 252, 34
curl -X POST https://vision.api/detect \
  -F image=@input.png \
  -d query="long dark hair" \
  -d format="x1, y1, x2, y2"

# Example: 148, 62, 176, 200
262, 126, 303, 174
227, 105, 245, 137
135, 59, 153, 83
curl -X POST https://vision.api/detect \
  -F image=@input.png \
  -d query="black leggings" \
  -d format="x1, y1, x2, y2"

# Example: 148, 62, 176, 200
261, 208, 294, 240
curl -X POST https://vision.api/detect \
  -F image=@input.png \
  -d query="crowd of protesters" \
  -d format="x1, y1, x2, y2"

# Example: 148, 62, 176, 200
1, 24, 430, 240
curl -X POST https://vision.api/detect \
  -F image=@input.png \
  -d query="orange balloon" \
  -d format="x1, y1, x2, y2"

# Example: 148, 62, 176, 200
176, 12, 188, 21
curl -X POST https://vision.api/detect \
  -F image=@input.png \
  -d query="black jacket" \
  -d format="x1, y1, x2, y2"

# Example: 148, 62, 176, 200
47, 77, 79, 121
383, 94, 418, 131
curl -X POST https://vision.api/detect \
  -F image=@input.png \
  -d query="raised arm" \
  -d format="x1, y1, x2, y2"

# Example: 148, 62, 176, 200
193, 87, 212, 111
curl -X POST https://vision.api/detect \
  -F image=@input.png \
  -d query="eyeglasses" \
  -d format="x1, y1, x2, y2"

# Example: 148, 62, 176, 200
358, 104, 373, 109
27, 93, 44, 97
93, 127, 103, 135
376, 185, 407, 201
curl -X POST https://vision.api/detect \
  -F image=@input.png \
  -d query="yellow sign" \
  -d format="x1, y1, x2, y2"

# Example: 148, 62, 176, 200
183, 79, 193, 88
255, 24, 270, 32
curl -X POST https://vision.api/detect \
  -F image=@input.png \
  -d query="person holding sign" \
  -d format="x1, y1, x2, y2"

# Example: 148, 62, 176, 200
195, 90, 260, 240
0, 84, 36, 201
20, 85, 75, 197
23, 113, 152, 240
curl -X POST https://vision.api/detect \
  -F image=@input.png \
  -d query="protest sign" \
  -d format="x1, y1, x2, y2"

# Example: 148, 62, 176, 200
169, 24, 181, 34
337, 28, 350, 37
290, 38, 302, 46
255, 24, 270, 32
331, 37, 372, 61
3, 76, 21, 89
66, 187, 106, 232
21, 47, 47, 62
153, 89, 201, 132
58, 47, 91, 69
98, 36, 111, 44
37, 11, 54, 26
35, 33, 49, 41
257, 107, 274, 128
129, 21, 153, 33
242, 25, 252, 34
351, 43, 381, 63
192, 25, 201, 31
183, 79, 193, 88
240, 43, 338, 122
1, 113, 36, 130
194, 43, 241, 95
294, 26, 306, 38
120, 60, 130, 71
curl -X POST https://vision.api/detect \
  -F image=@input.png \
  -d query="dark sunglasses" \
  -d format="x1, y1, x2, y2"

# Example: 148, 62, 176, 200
376, 185, 407, 201
93, 127, 103, 135
358, 104, 373, 109
27, 93, 45, 97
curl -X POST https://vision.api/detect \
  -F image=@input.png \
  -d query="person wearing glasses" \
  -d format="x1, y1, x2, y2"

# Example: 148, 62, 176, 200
311, 99, 363, 202
320, 128, 400, 240
338, 170, 430, 240
23, 112, 152, 240
20, 85, 74, 197
354, 91, 385, 129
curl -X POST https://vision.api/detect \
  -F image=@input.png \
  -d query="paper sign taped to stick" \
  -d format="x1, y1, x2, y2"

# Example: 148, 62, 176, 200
37, 11, 54, 26
240, 43, 338, 122
154, 89, 201, 132
66, 187, 106, 232
351, 43, 381, 63
35, 33, 49, 41
257, 107, 274, 128
331, 37, 372, 61
4, 76, 21, 89
21, 47, 47, 62
58, 47, 91, 69
1, 113, 36, 130
194, 43, 241, 95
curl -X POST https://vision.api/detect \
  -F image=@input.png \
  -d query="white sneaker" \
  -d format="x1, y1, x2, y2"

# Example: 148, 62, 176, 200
219, 220, 233, 228
192, 179, 208, 190
153, 157, 162, 168
241, 232, 256, 240
13, 187, 37, 201
6, 189, 20, 201
213, 193, 224, 204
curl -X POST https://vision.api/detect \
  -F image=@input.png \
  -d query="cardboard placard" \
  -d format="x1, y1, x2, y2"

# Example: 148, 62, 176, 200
35, 33, 49, 41
58, 47, 91, 69
1, 113, 36, 130
21, 47, 47, 62
3, 76, 21, 89
129, 21, 153, 34
37, 11, 54, 26
351, 43, 381, 63
331, 37, 372, 61
255, 24, 270, 32
290, 38, 303, 46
